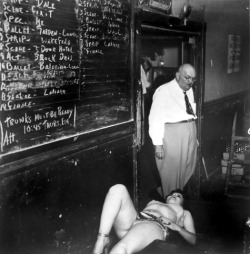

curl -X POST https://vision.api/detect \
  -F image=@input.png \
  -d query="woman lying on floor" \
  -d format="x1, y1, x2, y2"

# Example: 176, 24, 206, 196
93, 184, 196, 254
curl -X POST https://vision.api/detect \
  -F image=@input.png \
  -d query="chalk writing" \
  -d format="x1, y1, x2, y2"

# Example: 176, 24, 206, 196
0, 0, 79, 153
0, 104, 75, 150
0, 0, 79, 114
0, 0, 131, 155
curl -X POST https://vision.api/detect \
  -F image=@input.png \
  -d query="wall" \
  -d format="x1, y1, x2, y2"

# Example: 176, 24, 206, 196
0, 135, 135, 254
136, 1, 250, 103
183, 0, 250, 181
0, 1, 137, 253
177, 0, 250, 102
170, 0, 250, 181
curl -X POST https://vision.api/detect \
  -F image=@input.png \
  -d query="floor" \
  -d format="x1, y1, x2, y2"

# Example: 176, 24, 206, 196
138, 137, 250, 254
1, 137, 249, 254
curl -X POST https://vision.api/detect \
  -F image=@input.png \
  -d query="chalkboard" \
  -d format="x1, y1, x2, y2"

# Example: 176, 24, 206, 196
0, 0, 131, 156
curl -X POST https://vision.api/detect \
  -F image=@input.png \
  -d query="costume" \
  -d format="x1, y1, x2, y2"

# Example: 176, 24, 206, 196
148, 79, 197, 197
133, 212, 169, 240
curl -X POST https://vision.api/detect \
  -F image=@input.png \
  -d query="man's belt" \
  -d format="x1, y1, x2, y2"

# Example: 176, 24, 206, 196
166, 118, 196, 124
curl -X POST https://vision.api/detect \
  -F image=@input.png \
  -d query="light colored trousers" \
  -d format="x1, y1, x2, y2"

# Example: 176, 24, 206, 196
156, 121, 197, 198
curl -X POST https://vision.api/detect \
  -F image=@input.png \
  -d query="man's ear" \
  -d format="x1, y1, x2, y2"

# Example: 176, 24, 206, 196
176, 72, 180, 80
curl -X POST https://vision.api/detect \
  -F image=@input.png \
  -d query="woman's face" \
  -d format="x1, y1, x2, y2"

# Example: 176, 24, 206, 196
166, 192, 184, 205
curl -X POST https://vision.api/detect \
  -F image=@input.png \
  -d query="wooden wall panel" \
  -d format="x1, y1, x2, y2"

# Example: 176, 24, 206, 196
0, 135, 134, 254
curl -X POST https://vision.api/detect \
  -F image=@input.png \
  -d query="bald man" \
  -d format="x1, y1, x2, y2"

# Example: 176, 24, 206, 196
149, 63, 198, 198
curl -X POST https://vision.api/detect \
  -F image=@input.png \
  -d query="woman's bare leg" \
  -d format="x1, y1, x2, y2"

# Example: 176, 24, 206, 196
110, 222, 165, 254
93, 184, 137, 254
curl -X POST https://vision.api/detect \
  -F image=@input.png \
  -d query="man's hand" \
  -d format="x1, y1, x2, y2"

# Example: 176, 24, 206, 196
154, 145, 164, 160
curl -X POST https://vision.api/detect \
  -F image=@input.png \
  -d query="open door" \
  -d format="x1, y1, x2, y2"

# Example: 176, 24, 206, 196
136, 9, 206, 198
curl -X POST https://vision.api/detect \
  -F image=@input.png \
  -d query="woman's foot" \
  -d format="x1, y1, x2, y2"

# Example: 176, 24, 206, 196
92, 233, 111, 254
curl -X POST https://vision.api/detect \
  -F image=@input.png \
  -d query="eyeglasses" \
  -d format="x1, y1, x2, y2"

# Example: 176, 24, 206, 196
180, 73, 196, 83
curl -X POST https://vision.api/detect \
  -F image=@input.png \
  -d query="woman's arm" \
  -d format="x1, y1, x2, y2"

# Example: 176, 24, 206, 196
160, 211, 196, 245
179, 210, 196, 244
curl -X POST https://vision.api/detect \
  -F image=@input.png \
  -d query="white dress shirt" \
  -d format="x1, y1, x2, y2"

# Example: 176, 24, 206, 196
149, 79, 197, 145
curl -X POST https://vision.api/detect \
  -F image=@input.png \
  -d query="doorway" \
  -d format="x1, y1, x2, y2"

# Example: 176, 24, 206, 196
138, 23, 205, 202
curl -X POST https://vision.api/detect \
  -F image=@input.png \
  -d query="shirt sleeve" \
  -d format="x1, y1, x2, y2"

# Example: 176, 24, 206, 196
140, 65, 150, 94
148, 86, 167, 145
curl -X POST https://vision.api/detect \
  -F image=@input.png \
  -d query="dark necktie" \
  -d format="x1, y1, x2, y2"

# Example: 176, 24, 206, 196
183, 91, 195, 116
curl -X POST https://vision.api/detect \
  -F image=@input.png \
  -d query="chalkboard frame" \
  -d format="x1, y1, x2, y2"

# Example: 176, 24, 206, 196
0, 120, 135, 177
